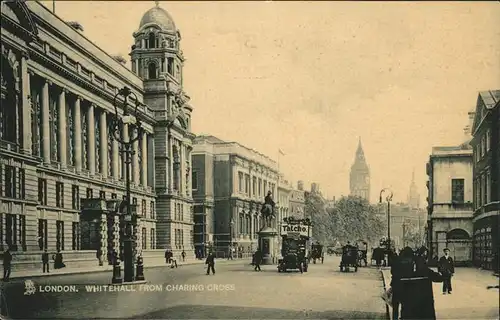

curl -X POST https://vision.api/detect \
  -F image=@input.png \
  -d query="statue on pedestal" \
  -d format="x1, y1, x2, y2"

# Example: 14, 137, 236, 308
260, 191, 276, 227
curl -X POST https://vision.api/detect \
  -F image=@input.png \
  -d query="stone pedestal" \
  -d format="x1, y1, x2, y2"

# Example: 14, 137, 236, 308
258, 227, 278, 265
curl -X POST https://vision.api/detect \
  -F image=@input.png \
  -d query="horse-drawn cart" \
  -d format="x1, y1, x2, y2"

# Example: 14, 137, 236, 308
310, 243, 324, 264
340, 245, 358, 272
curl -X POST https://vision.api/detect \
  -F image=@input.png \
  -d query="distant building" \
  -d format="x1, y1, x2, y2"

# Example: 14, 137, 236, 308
289, 181, 306, 219
350, 138, 370, 201
191, 135, 279, 258
470, 90, 499, 271
426, 115, 474, 265
378, 202, 426, 249
407, 169, 420, 209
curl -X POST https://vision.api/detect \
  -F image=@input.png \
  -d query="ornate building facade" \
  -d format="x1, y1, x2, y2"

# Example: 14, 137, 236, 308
130, 4, 195, 253
0, 1, 194, 267
349, 138, 370, 201
191, 135, 279, 258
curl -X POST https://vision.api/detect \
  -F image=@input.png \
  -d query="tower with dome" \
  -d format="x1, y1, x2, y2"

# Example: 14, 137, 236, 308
131, 2, 195, 252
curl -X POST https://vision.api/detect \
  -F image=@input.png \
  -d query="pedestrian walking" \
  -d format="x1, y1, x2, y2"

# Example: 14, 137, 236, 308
2, 246, 12, 281
42, 249, 50, 273
181, 250, 186, 262
253, 249, 262, 271
53, 249, 66, 269
205, 251, 215, 275
438, 248, 454, 294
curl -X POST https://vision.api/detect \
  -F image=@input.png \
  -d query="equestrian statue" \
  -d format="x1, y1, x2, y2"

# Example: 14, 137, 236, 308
260, 191, 276, 227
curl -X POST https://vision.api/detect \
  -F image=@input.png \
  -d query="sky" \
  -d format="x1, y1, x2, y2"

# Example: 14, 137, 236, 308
40, 1, 500, 204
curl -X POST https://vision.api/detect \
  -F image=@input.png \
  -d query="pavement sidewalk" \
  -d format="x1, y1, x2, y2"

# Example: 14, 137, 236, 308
4, 257, 245, 280
380, 267, 499, 320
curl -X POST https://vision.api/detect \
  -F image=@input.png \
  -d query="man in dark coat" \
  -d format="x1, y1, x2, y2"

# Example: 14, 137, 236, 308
438, 248, 454, 294
391, 246, 414, 320
253, 249, 262, 271
400, 246, 443, 320
2, 246, 12, 281
42, 249, 50, 273
205, 251, 215, 275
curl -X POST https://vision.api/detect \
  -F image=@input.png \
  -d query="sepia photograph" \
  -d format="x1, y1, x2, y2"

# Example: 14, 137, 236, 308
0, 0, 499, 319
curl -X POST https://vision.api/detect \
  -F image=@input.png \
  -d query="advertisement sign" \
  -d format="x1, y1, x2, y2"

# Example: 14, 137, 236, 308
281, 223, 309, 237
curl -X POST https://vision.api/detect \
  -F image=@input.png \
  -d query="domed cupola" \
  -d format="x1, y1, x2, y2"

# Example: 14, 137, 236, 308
139, 4, 176, 33
130, 1, 184, 82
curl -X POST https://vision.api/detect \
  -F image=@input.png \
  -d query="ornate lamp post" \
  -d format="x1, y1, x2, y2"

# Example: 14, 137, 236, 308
110, 87, 144, 282
379, 188, 394, 266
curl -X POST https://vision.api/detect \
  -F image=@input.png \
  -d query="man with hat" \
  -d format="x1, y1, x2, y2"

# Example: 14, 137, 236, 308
438, 248, 454, 294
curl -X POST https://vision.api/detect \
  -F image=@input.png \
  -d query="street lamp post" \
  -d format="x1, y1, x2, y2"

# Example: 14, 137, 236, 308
379, 188, 393, 266
110, 87, 144, 283
229, 218, 234, 250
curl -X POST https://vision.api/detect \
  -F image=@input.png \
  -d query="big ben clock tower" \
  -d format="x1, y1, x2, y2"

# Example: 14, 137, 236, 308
349, 137, 370, 202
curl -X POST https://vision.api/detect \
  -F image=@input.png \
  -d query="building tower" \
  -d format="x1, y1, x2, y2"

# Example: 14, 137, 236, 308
131, 2, 195, 252
407, 169, 420, 209
349, 137, 370, 201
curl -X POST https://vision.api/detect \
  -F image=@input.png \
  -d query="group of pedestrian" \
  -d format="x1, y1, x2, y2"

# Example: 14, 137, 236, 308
389, 246, 455, 320
2, 246, 66, 281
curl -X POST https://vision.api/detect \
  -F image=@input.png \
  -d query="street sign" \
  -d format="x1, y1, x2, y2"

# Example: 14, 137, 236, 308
281, 223, 309, 237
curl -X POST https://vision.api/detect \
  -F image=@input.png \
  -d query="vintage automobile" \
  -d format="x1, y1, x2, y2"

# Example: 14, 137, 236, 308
310, 243, 324, 264
278, 217, 311, 273
339, 244, 358, 272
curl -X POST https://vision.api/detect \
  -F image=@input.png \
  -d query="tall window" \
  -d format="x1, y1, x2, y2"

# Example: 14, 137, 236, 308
107, 118, 113, 177
148, 32, 156, 48
167, 57, 174, 74
38, 178, 47, 205
173, 146, 180, 191
72, 185, 80, 210
238, 172, 244, 192
81, 106, 88, 169
258, 178, 262, 196
38, 219, 48, 250
252, 177, 257, 196
56, 221, 64, 251
142, 199, 147, 216
49, 91, 59, 161
142, 228, 147, 249
245, 174, 250, 195
192, 171, 198, 190
4, 165, 23, 199
150, 228, 155, 249
138, 135, 143, 184
19, 215, 26, 251
30, 86, 42, 156
484, 172, 490, 204
150, 201, 155, 219
95, 110, 101, 172
72, 222, 80, 250
67, 97, 74, 166
451, 179, 464, 203
486, 129, 491, 151
56, 182, 64, 208
148, 62, 158, 79
5, 214, 17, 250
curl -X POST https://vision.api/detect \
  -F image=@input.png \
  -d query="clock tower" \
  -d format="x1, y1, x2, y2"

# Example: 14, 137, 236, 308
349, 137, 370, 202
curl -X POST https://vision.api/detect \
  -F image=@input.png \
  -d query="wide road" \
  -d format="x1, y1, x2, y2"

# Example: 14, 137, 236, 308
0, 256, 387, 319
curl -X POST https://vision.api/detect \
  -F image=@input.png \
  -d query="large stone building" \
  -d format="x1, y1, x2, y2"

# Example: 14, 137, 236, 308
132, 4, 195, 254
191, 135, 279, 258
470, 90, 499, 271
350, 138, 370, 201
0, 1, 194, 267
425, 117, 474, 265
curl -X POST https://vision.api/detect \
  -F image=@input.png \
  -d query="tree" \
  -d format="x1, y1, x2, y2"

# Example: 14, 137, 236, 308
304, 192, 332, 244
325, 195, 386, 245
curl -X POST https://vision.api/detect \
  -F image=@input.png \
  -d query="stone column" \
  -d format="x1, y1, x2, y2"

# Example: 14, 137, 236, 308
99, 111, 108, 179
168, 136, 174, 193
141, 132, 148, 186
21, 55, 32, 154
132, 135, 139, 184
87, 104, 96, 175
58, 88, 67, 168
41, 80, 51, 164
73, 97, 82, 173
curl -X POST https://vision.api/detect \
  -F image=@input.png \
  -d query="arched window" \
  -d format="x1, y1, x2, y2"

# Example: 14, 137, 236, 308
148, 32, 156, 49
148, 62, 158, 79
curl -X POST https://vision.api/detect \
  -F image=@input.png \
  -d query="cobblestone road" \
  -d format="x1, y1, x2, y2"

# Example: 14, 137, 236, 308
1, 256, 387, 319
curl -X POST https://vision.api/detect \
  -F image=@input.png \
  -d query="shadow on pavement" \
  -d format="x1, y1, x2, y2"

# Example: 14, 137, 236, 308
131, 304, 387, 319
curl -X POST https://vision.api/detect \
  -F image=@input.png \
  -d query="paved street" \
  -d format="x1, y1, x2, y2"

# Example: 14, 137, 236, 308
1, 256, 387, 319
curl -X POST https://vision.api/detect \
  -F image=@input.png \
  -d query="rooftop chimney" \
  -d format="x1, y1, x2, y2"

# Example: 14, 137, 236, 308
297, 180, 304, 191
67, 21, 84, 32
112, 55, 127, 65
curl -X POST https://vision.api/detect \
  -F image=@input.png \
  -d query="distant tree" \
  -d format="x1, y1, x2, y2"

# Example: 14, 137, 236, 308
305, 192, 331, 243
326, 195, 386, 245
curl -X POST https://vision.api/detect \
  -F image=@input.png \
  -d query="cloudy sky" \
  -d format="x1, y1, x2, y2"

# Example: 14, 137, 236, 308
40, 1, 500, 204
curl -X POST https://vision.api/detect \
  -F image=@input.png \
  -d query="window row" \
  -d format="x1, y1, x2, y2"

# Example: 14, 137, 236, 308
174, 228, 184, 250
0, 164, 25, 200
141, 227, 156, 250
474, 171, 492, 209
237, 172, 276, 198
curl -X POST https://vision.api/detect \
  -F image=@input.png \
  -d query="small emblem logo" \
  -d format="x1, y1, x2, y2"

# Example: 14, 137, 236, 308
24, 280, 36, 295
